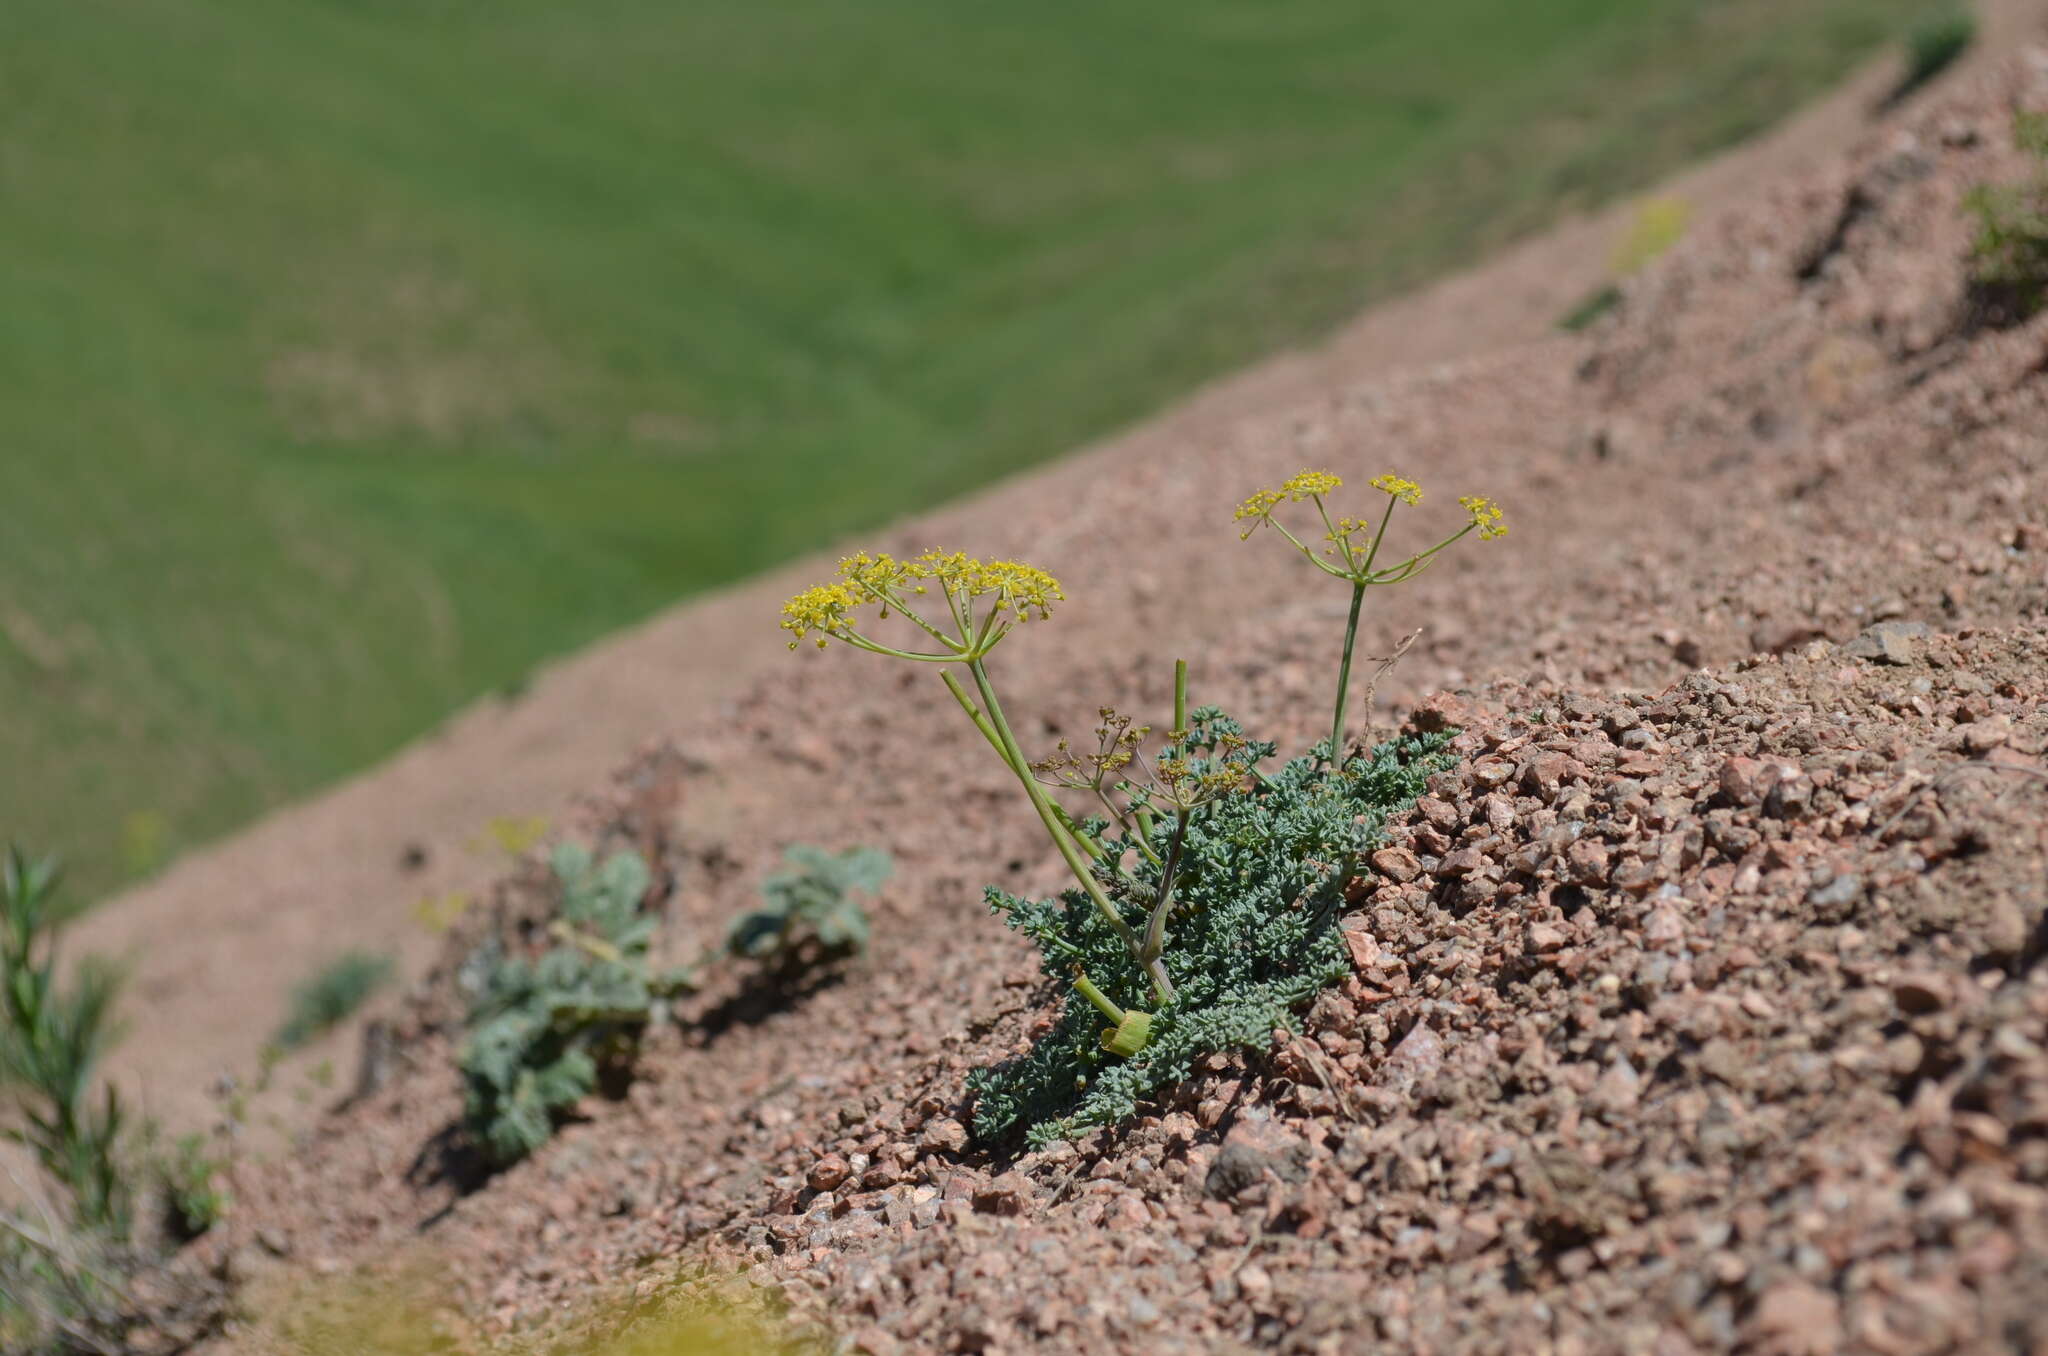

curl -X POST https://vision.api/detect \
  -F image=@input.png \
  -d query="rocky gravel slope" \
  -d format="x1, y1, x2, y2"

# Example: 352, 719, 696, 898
142, 49, 2048, 1356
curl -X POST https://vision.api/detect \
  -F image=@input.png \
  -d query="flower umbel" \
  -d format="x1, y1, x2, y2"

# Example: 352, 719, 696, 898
779, 548, 1064, 663
780, 583, 859, 650
1460, 495, 1507, 539
1279, 469, 1343, 499
1232, 488, 1286, 537
1370, 473, 1422, 505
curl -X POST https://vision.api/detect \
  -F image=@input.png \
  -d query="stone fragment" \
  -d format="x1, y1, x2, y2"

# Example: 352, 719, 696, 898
1719, 756, 1771, 805
1205, 1116, 1309, 1199
1520, 751, 1576, 797
1890, 970, 1949, 1015
1751, 620, 1826, 655
1370, 846, 1421, 883
1439, 846, 1486, 878
1961, 715, 2010, 753
972, 1171, 1031, 1216
1643, 904, 1685, 947
807, 1154, 852, 1193
1589, 1057, 1641, 1119
919, 1118, 968, 1155
1382, 1020, 1444, 1093
1566, 839, 1611, 885
1841, 620, 1930, 666
1806, 873, 1863, 922
1697, 1039, 1749, 1089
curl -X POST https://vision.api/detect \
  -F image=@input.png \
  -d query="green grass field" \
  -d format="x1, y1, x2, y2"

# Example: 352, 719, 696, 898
1, 0, 1934, 899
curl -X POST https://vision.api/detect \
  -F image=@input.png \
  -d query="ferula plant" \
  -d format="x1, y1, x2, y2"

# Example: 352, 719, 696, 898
782, 472, 1501, 1143
781, 550, 1188, 1015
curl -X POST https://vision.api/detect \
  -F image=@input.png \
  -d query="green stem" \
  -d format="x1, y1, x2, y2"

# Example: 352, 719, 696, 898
1326, 580, 1366, 769
1356, 492, 1402, 577
1095, 787, 1156, 865
942, 669, 1008, 761
1048, 799, 1109, 861
944, 670, 1105, 858
1139, 809, 1191, 970
1173, 658, 1188, 732
1071, 970, 1125, 1024
967, 661, 1141, 959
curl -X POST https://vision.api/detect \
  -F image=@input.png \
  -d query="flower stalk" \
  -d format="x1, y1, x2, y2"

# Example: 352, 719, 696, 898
1235, 470, 1504, 764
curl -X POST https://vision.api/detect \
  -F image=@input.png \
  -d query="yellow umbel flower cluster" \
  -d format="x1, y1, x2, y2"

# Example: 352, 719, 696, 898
779, 583, 859, 650
1232, 487, 1285, 531
1279, 469, 1343, 499
1234, 469, 1355, 538
778, 549, 1065, 654
837, 551, 925, 598
1370, 473, 1422, 504
1460, 495, 1507, 539
1235, 468, 1506, 578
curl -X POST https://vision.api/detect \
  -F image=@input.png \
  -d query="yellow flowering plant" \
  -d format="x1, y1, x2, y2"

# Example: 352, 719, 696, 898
1235, 469, 1505, 765
780, 549, 1199, 1029
781, 511, 1471, 1144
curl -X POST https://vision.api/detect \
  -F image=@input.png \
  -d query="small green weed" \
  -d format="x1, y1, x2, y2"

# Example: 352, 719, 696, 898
0, 847, 143, 1353
1557, 282, 1624, 333
458, 842, 691, 1166
0, 848, 129, 1236
272, 950, 394, 1052
725, 846, 888, 968
781, 470, 1497, 1142
1965, 111, 2048, 327
154, 1130, 229, 1243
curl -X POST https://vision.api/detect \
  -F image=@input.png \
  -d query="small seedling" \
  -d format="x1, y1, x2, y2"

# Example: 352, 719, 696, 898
458, 842, 692, 1166
726, 845, 888, 967
272, 951, 394, 1051
456, 835, 884, 1165
1965, 111, 2048, 327
155, 1130, 228, 1242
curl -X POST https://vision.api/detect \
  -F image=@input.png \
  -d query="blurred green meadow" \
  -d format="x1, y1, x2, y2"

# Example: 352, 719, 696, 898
1, 0, 1933, 899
